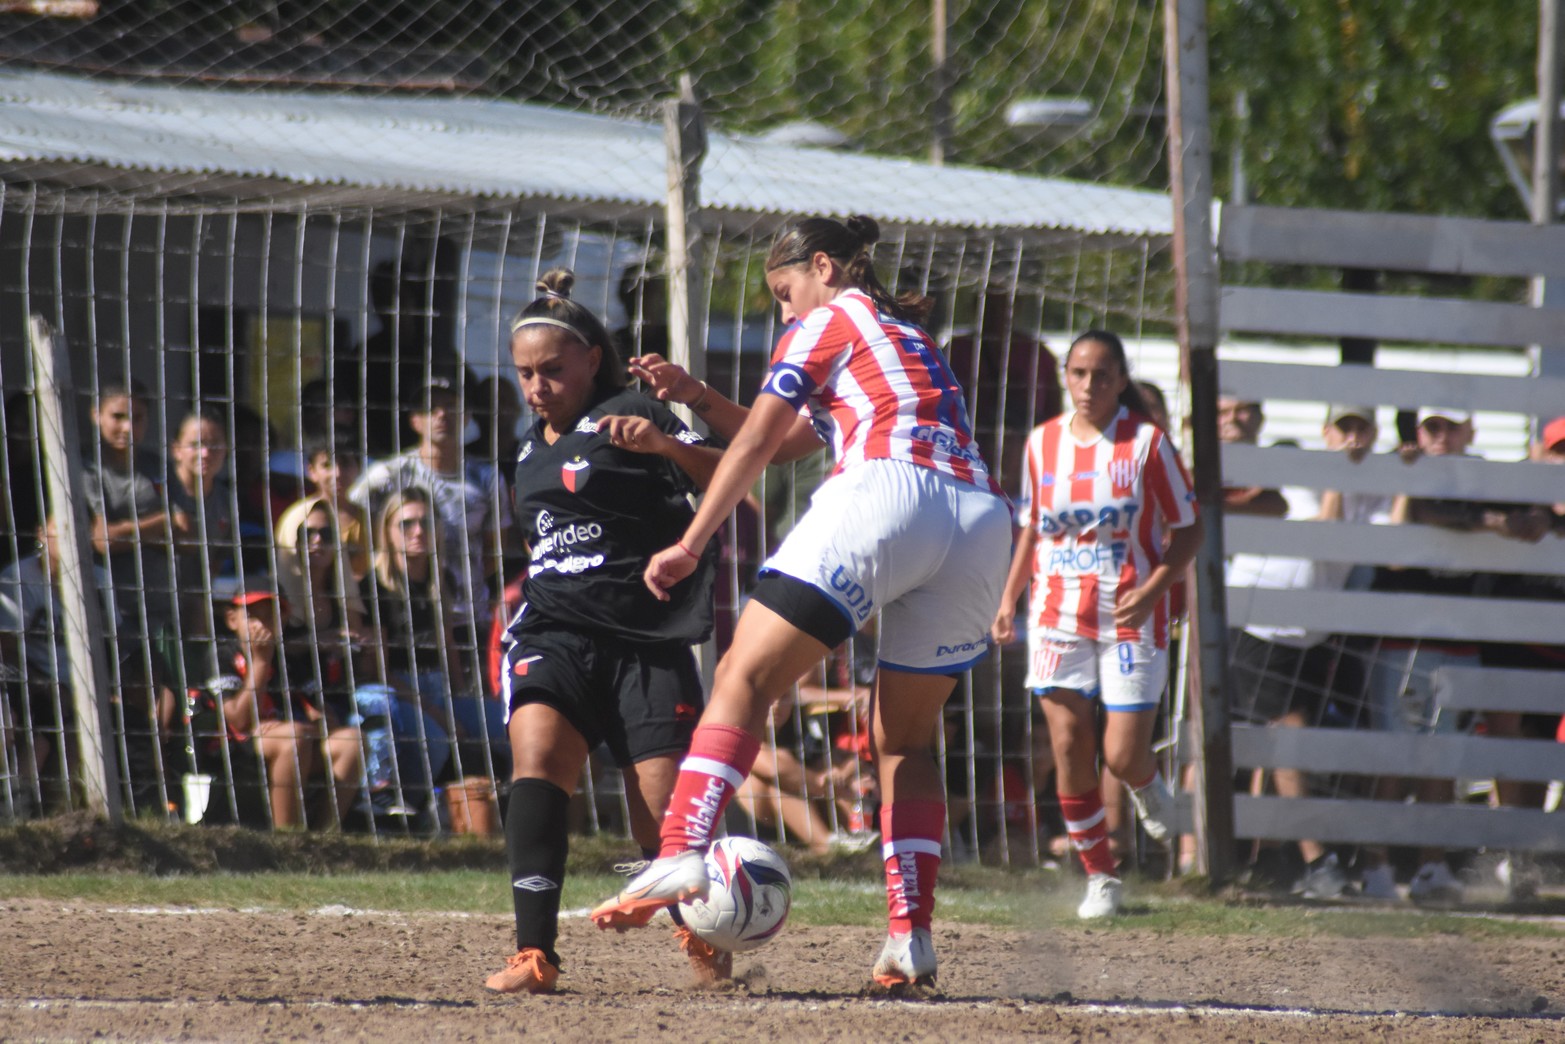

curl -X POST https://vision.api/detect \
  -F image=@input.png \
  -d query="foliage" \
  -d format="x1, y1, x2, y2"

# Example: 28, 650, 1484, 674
1209, 1, 1538, 219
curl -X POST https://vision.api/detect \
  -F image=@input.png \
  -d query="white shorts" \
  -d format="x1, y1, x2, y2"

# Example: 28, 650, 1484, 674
762, 459, 1011, 674
1027, 626, 1168, 712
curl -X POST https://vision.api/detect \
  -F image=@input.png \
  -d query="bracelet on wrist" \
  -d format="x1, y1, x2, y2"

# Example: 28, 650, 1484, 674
676, 539, 700, 560
689, 380, 711, 411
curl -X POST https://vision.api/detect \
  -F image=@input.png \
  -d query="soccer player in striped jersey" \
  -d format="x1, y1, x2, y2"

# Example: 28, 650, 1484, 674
591, 214, 1011, 991
991, 330, 1202, 919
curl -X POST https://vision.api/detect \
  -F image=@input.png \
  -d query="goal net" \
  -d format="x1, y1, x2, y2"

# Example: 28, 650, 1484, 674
0, 1, 1176, 867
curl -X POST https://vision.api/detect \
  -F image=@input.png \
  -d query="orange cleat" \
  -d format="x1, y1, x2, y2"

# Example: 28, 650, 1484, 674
484, 947, 560, 994
674, 926, 733, 985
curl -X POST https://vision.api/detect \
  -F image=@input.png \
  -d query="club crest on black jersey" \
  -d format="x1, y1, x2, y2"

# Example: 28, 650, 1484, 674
562, 456, 590, 493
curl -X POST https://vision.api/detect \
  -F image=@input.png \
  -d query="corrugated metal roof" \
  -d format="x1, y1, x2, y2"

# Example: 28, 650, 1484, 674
0, 68, 1171, 238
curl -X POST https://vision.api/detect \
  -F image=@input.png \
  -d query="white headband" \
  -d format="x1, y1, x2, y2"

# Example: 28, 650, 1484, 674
510, 315, 590, 344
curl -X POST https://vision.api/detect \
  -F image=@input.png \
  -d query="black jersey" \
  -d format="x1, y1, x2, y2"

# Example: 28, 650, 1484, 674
510, 387, 715, 644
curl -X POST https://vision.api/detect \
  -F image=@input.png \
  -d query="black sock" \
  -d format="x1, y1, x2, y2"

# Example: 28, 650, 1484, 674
505, 778, 570, 967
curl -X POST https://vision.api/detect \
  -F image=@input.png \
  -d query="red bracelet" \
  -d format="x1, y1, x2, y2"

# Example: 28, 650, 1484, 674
676, 540, 700, 559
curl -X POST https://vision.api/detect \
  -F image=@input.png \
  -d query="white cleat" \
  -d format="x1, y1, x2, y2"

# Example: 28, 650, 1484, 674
1127, 775, 1176, 845
1077, 873, 1123, 920
590, 849, 709, 930
872, 927, 937, 988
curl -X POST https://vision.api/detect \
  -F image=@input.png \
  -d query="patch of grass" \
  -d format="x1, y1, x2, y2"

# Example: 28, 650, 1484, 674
2, 870, 1558, 941
1, 816, 1560, 942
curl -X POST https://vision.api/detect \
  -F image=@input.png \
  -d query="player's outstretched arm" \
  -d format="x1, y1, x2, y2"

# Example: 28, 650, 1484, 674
644, 394, 799, 601
629, 354, 750, 442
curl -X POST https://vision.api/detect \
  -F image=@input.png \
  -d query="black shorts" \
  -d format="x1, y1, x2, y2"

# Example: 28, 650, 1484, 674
502, 620, 703, 768
1228, 630, 1338, 725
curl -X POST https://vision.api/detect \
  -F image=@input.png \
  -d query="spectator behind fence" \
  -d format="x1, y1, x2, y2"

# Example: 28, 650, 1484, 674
188, 576, 361, 829
1218, 397, 1288, 518
83, 379, 175, 655
468, 374, 523, 490
0, 511, 126, 814
299, 376, 361, 450
348, 368, 511, 634
1469, 416, 1565, 899
1360, 407, 1543, 902
1224, 404, 1387, 898
166, 407, 238, 644
82, 379, 177, 810
358, 488, 461, 818
292, 431, 370, 583
992, 331, 1202, 920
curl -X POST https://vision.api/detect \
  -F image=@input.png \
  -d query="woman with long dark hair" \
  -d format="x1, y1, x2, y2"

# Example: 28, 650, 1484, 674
991, 330, 1202, 918
591, 215, 1011, 991
485, 268, 723, 994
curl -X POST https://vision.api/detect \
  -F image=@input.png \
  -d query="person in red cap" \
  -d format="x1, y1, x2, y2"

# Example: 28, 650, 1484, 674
188, 577, 362, 829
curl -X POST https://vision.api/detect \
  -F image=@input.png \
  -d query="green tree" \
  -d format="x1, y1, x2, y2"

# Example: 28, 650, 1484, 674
1210, 1, 1537, 218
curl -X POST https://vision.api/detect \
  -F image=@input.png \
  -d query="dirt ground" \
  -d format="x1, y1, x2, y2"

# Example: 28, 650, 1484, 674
2, 898, 1563, 1041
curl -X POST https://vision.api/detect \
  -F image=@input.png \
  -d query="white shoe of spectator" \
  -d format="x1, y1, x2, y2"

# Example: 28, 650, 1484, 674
1498, 853, 1541, 902
1292, 852, 1347, 899
1408, 860, 1463, 903
1127, 775, 1175, 845
1359, 863, 1398, 900
826, 829, 880, 856
1077, 873, 1123, 920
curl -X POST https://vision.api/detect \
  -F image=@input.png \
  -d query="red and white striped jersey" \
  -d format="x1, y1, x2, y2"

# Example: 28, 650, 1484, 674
761, 289, 1003, 495
1017, 407, 1197, 647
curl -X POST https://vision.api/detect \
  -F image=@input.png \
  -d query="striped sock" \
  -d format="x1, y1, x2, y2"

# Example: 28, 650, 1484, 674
658, 724, 761, 857
1059, 788, 1117, 877
881, 801, 945, 935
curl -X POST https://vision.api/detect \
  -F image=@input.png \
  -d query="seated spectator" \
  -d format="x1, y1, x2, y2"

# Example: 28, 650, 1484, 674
0, 511, 125, 813
288, 431, 370, 583
348, 368, 511, 635
1225, 405, 1386, 898
166, 406, 238, 648
274, 496, 370, 700
187, 576, 361, 829
363, 488, 466, 813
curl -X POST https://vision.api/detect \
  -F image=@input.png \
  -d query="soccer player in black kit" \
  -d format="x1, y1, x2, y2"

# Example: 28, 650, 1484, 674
485, 269, 724, 995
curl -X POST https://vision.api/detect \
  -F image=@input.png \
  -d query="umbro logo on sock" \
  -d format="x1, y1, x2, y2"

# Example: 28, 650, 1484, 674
512, 875, 559, 892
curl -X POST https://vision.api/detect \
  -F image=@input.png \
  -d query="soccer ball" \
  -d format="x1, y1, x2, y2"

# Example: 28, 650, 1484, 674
677, 836, 792, 953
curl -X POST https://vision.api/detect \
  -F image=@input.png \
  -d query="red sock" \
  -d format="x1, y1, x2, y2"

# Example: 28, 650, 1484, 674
880, 800, 945, 935
1059, 788, 1117, 877
1128, 768, 1159, 792
658, 724, 761, 857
